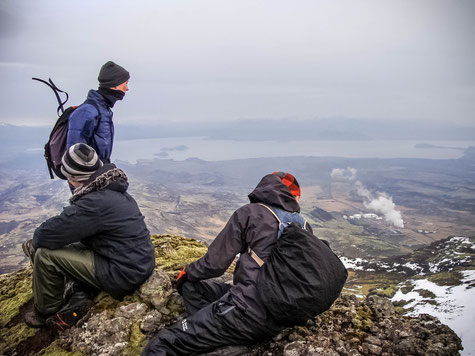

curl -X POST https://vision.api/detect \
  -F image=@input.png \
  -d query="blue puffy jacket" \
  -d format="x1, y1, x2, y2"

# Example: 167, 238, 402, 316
67, 90, 114, 162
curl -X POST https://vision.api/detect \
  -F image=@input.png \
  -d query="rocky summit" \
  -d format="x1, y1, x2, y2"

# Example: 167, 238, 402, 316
0, 234, 464, 356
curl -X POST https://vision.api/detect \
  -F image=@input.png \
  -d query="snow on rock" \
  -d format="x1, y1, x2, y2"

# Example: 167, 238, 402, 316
340, 256, 366, 270
392, 270, 475, 356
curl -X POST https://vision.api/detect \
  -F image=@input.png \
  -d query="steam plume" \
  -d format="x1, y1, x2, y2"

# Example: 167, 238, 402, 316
331, 167, 357, 181
331, 167, 404, 228
355, 182, 404, 228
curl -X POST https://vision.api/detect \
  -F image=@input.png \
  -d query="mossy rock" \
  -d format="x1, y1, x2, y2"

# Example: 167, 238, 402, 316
0, 267, 33, 328
352, 305, 373, 335
400, 282, 415, 294
152, 234, 208, 275
123, 322, 147, 356
427, 270, 463, 286
0, 323, 37, 355
414, 288, 437, 299
369, 283, 399, 298
151, 234, 235, 277
38, 341, 84, 356
0, 267, 36, 354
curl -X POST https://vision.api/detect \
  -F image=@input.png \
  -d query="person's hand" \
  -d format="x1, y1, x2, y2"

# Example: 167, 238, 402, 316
175, 267, 188, 295
22, 239, 36, 267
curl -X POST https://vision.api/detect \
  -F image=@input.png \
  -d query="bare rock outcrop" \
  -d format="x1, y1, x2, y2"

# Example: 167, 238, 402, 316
251, 294, 462, 356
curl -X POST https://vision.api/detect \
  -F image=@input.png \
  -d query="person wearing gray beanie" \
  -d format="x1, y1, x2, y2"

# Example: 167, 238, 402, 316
61, 143, 103, 185
98, 61, 130, 89
66, 61, 130, 165
23, 155, 154, 329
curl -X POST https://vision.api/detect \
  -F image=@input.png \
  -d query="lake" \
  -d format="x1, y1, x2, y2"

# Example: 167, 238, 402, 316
112, 137, 475, 163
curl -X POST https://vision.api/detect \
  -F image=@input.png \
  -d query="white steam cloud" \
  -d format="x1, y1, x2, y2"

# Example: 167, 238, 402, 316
355, 182, 404, 228
331, 167, 404, 228
331, 167, 357, 181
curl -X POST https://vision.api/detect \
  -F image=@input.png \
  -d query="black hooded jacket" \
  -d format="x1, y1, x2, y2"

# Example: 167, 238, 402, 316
33, 164, 155, 299
186, 174, 313, 328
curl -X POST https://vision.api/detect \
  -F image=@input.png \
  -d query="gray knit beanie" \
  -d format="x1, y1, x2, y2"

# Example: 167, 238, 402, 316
61, 143, 103, 182
98, 61, 130, 88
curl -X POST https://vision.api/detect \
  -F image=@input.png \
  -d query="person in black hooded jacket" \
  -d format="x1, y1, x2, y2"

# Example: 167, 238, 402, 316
23, 143, 155, 328
143, 172, 312, 355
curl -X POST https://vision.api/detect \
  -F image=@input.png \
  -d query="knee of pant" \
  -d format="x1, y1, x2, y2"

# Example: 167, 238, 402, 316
34, 247, 49, 265
143, 329, 176, 355
34, 247, 61, 268
181, 280, 196, 295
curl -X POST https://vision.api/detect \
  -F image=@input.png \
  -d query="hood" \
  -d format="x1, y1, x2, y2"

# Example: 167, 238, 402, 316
248, 174, 300, 212
71, 164, 128, 202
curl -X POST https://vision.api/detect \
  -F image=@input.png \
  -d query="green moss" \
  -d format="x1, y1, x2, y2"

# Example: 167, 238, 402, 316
394, 306, 405, 315
346, 269, 404, 298
124, 322, 146, 356
295, 326, 312, 337
400, 282, 415, 294
414, 288, 437, 299
351, 305, 373, 338
152, 234, 208, 274
0, 323, 36, 355
38, 341, 84, 356
123, 293, 143, 304
0, 267, 33, 327
165, 292, 185, 319
370, 284, 399, 298
92, 293, 120, 316
427, 270, 463, 286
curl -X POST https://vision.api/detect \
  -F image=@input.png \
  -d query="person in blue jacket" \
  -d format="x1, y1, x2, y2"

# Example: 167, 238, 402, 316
67, 61, 130, 163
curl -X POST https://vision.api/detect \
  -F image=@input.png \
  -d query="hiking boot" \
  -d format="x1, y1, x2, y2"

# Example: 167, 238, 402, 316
22, 239, 36, 267
46, 291, 93, 331
24, 309, 49, 328
202, 345, 252, 356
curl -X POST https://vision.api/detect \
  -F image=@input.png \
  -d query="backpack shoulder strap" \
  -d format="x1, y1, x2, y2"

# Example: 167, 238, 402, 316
248, 247, 264, 267
248, 203, 278, 267
248, 203, 280, 267
257, 203, 308, 231
257, 203, 282, 224
249, 203, 309, 267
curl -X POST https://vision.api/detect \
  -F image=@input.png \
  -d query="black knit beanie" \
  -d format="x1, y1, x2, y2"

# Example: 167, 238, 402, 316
61, 143, 103, 182
98, 61, 130, 89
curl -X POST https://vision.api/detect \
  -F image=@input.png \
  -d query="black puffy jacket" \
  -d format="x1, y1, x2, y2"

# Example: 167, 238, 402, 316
186, 173, 312, 329
33, 164, 155, 298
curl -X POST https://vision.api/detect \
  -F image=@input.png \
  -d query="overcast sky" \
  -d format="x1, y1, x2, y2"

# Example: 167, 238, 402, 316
0, 0, 474, 126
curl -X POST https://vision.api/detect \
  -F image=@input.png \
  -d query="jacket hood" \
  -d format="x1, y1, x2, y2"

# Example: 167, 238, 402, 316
248, 174, 300, 212
71, 164, 128, 202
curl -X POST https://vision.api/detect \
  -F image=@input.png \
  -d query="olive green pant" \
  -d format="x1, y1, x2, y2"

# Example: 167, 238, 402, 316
33, 244, 102, 315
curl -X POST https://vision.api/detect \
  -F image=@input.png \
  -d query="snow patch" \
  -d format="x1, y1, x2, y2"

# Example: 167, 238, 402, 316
340, 257, 366, 270
392, 270, 475, 355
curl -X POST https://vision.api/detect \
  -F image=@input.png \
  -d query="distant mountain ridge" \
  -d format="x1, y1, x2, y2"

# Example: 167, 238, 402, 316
1, 117, 475, 144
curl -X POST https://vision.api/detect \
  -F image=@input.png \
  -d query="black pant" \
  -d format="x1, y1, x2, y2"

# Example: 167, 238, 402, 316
142, 281, 271, 356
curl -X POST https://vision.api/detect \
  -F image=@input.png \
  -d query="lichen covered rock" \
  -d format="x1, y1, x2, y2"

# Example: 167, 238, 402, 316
251, 294, 463, 356
0, 234, 465, 355
137, 268, 172, 310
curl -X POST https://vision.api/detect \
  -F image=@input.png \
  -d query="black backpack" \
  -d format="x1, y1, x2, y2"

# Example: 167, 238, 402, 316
250, 205, 348, 326
33, 78, 101, 179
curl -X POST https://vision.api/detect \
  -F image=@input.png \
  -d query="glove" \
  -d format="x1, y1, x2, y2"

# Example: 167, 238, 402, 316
175, 267, 188, 295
